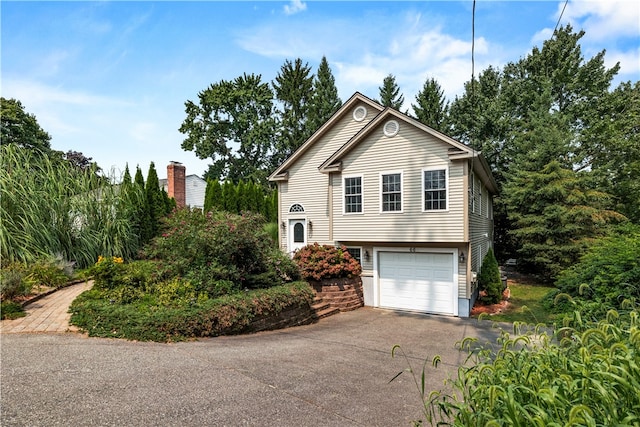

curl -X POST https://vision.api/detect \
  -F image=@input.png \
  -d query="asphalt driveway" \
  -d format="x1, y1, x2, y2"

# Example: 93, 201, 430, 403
1, 308, 501, 426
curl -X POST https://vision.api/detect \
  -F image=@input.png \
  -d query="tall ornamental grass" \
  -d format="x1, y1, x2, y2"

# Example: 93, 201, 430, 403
1, 145, 143, 268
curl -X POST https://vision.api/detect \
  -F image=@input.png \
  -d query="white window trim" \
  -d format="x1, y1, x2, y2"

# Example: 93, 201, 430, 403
422, 167, 449, 212
470, 173, 476, 214
343, 174, 364, 215
379, 170, 404, 214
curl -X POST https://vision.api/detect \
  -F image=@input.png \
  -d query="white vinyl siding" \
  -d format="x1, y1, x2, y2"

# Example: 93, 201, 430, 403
380, 171, 403, 213
332, 124, 465, 242
278, 102, 376, 251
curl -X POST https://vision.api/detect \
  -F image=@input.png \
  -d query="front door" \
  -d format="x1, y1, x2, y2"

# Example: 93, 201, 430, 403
288, 219, 306, 254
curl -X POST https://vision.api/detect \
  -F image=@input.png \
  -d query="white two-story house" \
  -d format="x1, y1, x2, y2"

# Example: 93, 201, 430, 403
269, 92, 497, 317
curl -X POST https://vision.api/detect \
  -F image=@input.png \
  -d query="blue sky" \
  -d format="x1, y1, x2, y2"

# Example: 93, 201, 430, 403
2, 1, 639, 179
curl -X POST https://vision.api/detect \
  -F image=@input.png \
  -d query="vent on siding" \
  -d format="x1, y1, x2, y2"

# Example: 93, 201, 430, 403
383, 120, 399, 137
353, 106, 367, 122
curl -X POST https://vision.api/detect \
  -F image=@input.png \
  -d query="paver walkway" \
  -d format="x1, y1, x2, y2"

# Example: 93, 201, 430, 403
0, 281, 93, 334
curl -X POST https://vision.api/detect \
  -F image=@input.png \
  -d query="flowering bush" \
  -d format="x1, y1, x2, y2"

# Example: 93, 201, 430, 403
293, 243, 361, 281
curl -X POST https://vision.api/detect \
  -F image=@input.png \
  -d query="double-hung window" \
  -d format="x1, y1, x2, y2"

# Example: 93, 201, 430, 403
423, 169, 447, 211
381, 172, 402, 212
344, 176, 363, 214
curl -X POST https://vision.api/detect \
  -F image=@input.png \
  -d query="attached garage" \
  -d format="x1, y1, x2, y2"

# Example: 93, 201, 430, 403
377, 250, 458, 316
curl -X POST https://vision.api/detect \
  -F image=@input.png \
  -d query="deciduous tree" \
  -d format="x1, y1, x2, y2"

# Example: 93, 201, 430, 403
180, 73, 276, 184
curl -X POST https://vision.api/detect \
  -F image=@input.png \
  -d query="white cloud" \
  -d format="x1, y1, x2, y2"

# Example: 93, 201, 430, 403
283, 0, 307, 16
561, 0, 640, 41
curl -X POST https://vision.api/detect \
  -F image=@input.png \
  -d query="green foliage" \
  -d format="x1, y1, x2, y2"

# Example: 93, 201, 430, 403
142, 209, 299, 291
0, 144, 142, 268
555, 224, 640, 318
377, 74, 404, 109
307, 56, 342, 137
1, 300, 25, 320
69, 281, 314, 341
477, 248, 502, 304
0, 263, 32, 301
180, 73, 276, 184
26, 255, 73, 288
505, 160, 623, 281
396, 309, 640, 426
273, 58, 314, 166
142, 162, 169, 245
293, 243, 362, 281
1, 97, 52, 152
204, 178, 277, 221
412, 77, 449, 133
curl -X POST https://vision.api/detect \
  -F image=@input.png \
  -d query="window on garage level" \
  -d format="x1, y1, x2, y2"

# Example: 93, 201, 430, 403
381, 172, 402, 212
344, 176, 363, 213
345, 247, 362, 264
424, 168, 447, 211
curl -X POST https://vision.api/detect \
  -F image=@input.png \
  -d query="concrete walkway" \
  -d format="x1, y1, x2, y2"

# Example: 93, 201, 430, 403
0, 281, 93, 334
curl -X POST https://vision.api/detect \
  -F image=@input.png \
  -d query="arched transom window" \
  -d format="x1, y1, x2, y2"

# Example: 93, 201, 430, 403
289, 203, 305, 213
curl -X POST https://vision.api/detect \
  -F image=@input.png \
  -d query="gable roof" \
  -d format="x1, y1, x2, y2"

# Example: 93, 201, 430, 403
268, 92, 383, 181
269, 92, 498, 194
318, 107, 498, 193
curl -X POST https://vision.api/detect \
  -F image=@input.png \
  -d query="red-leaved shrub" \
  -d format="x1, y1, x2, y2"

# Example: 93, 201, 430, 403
293, 243, 361, 281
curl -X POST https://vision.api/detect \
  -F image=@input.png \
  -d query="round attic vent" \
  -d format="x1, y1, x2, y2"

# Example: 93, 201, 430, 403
383, 120, 400, 137
353, 106, 367, 122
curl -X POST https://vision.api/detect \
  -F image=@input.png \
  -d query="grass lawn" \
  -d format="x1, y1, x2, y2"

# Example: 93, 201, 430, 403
473, 274, 557, 324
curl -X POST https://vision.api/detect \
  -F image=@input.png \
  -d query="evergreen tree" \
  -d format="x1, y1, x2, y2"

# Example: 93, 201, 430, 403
377, 74, 404, 109
134, 166, 145, 188
121, 164, 132, 186
222, 181, 237, 213
412, 77, 449, 133
236, 180, 248, 212
477, 248, 502, 304
143, 162, 165, 243
272, 58, 314, 166
307, 56, 342, 137
504, 160, 622, 281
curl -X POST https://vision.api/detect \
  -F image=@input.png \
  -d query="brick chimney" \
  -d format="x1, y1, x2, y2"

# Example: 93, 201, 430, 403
167, 161, 186, 208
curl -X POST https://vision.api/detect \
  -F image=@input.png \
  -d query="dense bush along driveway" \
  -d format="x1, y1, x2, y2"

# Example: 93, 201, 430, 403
1, 308, 501, 426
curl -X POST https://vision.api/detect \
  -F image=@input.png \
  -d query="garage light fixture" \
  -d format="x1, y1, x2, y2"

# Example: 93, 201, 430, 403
364, 250, 370, 262
459, 251, 466, 264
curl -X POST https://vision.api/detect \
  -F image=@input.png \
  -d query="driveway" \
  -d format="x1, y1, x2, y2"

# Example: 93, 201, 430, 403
1, 306, 501, 426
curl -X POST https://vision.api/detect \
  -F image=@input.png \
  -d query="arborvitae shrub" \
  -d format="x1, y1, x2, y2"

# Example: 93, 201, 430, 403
478, 248, 502, 303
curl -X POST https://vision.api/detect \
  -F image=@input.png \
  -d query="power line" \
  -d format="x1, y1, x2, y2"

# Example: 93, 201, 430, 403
553, 0, 569, 36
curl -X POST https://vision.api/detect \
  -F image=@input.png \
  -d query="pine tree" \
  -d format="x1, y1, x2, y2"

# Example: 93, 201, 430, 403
272, 58, 314, 166
133, 165, 151, 245
478, 248, 502, 303
377, 74, 404, 109
307, 56, 342, 137
412, 77, 449, 133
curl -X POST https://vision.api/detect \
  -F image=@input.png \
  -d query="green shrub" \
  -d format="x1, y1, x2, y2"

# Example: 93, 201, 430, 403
69, 281, 314, 341
0, 263, 31, 300
27, 256, 72, 288
1, 300, 26, 319
142, 209, 298, 291
555, 224, 640, 317
395, 309, 640, 426
293, 243, 362, 281
477, 248, 502, 304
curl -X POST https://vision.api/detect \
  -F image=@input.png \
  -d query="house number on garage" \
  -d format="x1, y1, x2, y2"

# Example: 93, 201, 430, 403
409, 247, 416, 253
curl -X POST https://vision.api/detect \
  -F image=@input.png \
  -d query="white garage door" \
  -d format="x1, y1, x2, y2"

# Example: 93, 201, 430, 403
379, 251, 455, 315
